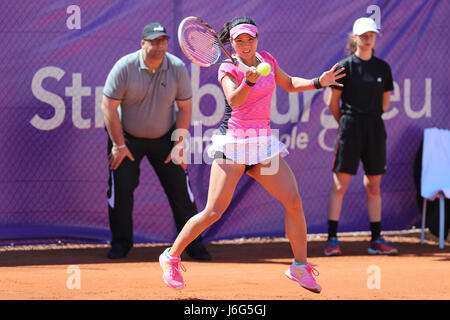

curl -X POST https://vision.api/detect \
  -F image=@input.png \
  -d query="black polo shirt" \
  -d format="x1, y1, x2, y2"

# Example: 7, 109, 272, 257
331, 54, 394, 118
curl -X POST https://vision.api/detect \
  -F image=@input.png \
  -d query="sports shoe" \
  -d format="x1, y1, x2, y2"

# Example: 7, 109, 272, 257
107, 243, 131, 259
285, 262, 322, 294
324, 237, 342, 256
159, 248, 186, 289
368, 237, 398, 255
185, 241, 212, 261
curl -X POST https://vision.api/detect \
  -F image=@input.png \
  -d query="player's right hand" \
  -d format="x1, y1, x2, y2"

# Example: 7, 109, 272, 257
245, 66, 260, 84
109, 146, 135, 170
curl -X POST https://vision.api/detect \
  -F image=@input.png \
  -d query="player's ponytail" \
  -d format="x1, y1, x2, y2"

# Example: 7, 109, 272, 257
218, 21, 233, 44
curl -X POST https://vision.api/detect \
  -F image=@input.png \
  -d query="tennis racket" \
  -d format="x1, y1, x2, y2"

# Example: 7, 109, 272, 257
178, 16, 249, 72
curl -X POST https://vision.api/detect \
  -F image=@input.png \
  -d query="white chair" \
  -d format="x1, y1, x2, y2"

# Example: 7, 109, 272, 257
420, 127, 450, 248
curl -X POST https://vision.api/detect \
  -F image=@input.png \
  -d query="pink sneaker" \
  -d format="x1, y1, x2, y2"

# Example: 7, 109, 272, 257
159, 248, 186, 289
285, 262, 322, 293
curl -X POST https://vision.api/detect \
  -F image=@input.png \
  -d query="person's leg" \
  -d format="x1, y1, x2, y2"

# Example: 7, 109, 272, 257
364, 173, 398, 254
330, 116, 361, 241
364, 174, 382, 223
107, 136, 144, 258
160, 159, 245, 289
147, 136, 210, 260
168, 160, 245, 257
246, 157, 307, 263
361, 118, 386, 241
323, 172, 352, 256
364, 174, 398, 255
327, 172, 352, 233
246, 157, 321, 293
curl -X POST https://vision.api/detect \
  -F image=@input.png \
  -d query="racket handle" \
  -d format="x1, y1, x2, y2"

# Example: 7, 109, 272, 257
235, 59, 266, 76
236, 61, 250, 72
232, 58, 250, 73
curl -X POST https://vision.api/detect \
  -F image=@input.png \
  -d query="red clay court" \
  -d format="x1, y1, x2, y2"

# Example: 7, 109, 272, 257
1, 231, 448, 300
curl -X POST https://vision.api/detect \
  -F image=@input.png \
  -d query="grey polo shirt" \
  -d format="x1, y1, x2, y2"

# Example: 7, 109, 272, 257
103, 49, 192, 139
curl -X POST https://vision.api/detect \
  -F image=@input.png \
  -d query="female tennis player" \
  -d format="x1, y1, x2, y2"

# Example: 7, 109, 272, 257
160, 16, 345, 293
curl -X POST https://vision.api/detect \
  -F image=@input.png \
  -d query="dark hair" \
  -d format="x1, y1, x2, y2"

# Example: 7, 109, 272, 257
218, 16, 257, 44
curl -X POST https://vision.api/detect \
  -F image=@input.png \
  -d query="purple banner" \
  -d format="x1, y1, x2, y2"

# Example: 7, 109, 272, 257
0, 0, 448, 243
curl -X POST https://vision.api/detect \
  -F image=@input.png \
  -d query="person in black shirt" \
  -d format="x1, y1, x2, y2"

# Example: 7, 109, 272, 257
324, 17, 398, 256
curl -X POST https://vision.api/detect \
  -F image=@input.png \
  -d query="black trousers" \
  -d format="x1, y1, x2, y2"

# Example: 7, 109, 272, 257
107, 127, 203, 250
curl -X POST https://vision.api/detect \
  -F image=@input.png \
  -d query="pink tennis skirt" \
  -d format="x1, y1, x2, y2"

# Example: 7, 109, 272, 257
207, 133, 289, 165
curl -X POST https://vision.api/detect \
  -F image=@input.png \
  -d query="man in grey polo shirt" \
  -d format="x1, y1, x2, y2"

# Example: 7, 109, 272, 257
101, 22, 210, 261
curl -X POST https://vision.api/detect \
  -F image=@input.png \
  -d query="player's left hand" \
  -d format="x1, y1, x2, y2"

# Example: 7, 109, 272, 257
165, 141, 187, 170
319, 63, 346, 87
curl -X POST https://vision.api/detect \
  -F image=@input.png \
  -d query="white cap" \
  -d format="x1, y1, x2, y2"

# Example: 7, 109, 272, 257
352, 17, 379, 36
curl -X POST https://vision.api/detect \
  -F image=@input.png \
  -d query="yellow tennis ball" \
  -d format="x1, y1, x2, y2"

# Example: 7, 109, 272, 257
257, 62, 271, 76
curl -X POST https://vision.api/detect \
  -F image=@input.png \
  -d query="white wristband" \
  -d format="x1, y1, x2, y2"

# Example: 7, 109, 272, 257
113, 144, 127, 149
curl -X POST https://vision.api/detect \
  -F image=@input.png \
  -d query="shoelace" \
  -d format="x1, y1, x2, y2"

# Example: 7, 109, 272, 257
169, 261, 186, 277
306, 264, 320, 277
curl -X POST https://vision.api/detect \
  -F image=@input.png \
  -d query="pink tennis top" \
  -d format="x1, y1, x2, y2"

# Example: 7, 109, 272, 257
218, 51, 278, 138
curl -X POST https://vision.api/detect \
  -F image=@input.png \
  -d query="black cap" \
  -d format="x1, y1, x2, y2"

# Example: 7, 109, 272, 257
142, 22, 169, 40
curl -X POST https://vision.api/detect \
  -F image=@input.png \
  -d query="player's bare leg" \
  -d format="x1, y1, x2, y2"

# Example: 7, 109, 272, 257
169, 160, 245, 257
247, 157, 307, 263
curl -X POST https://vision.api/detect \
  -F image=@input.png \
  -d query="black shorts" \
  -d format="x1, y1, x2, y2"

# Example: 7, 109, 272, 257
332, 114, 387, 175
213, 151, 255, 173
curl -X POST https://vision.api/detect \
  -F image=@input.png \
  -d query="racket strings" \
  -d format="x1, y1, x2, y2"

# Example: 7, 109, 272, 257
180, 20, 221, 66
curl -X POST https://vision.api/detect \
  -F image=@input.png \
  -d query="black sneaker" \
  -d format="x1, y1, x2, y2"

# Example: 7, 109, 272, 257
185, 242, 212, 261
107, 244, 132, 259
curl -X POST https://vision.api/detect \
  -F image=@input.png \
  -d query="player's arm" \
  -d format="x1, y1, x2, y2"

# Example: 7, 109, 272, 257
275, 63, 345, 92
382, 91, 391, 113
221, 67, 260, 108
275, 67, 313, 92
101, 95, 135, 170
327, 88, 343, 122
